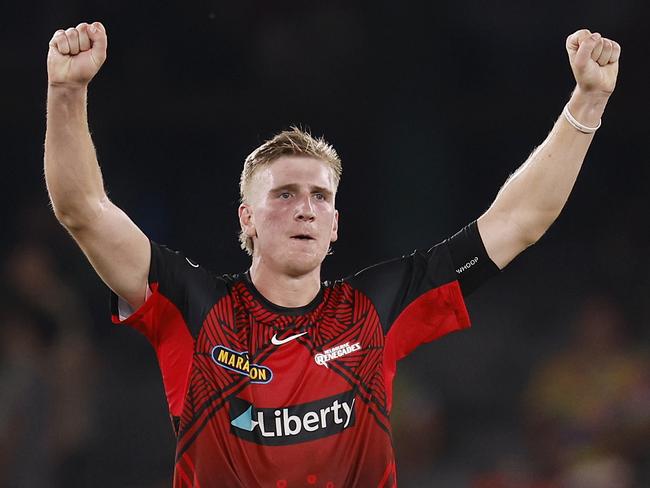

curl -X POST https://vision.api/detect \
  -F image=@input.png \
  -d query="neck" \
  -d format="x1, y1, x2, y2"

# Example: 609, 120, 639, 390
248, 258, 322, 308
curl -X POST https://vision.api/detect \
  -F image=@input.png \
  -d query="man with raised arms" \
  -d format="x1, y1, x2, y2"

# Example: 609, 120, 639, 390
45, 21, 620, 487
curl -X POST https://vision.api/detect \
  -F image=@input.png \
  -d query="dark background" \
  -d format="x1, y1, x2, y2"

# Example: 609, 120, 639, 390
1, 1, 649, 486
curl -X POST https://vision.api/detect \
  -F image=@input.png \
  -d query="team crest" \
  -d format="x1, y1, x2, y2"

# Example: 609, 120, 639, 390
314, 342, 361, 367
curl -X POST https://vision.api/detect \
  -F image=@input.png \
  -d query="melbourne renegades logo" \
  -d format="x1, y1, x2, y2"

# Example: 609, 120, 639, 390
314, 342, 362, 367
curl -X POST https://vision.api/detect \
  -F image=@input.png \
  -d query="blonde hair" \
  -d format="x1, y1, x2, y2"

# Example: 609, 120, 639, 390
239, 127, 342, 255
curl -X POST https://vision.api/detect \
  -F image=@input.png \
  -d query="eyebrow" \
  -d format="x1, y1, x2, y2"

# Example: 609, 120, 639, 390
269, 183, 334, 198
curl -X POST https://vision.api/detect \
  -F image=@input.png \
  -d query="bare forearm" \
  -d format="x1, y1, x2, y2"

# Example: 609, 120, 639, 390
491, 89, 607, 243
476, 30, 619, 269
43, 22, 152, 309
44, 85, 107, 229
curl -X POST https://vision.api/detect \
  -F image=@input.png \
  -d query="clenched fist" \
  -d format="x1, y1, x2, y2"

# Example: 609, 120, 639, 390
566, 29, 620, 96
47, 22, 107, 87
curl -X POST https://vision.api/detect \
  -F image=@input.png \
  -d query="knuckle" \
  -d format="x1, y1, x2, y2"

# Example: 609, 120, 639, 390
78, 30, 90, 43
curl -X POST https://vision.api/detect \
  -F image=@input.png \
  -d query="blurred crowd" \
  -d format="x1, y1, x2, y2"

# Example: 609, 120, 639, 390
0, 206, 97, 486
391, 292, 650, 488
1, 203, 648, 488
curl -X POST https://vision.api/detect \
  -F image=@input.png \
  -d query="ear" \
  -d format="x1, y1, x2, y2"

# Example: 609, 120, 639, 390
238, 203, 257, 238
330, 209, 339, 243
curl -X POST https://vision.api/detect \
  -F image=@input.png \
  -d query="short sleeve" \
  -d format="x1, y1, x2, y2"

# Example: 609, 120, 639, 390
445, 220, 500, 296
347, 240, 470, 361
108, 240, 204, 417
346, 221, 497, 364
110, 241, 197, 341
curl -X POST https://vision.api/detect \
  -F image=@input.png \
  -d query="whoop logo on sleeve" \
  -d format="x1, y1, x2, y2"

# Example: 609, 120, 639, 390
229, 391, 356, 446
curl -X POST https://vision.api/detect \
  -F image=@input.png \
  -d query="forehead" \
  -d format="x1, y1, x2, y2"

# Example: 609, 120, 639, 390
252, 156, 336, 192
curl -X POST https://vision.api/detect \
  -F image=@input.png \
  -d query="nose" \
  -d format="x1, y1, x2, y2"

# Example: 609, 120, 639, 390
294, 194, 316, 221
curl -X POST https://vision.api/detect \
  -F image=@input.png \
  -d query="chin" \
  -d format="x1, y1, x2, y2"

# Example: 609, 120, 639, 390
280, 250, 326, 277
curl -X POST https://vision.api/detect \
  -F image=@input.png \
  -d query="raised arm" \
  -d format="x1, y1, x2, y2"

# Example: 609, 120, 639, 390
477, 29, 621, 269
45, 22, 150, 309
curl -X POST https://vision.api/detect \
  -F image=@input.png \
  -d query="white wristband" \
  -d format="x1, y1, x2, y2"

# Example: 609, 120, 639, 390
562, 103, 601, 134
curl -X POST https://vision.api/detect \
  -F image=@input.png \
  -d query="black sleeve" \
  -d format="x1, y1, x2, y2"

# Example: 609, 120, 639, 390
344, 238, 468, 337
109, 240, 220, 338
445, 220, 500, 296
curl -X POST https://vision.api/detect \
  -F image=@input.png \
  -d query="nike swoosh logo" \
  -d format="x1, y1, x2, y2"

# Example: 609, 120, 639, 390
185, 257, 199, 268
271, 331, 308, 346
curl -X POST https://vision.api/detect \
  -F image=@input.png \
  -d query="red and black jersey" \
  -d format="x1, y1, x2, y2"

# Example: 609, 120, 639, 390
110, 221, 498, 488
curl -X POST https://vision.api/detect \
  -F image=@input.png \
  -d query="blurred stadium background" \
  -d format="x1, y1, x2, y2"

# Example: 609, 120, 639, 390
1, 1, 649, 486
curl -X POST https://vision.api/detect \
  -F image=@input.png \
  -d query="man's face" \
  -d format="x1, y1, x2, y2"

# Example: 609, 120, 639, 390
239, 156, 339, 276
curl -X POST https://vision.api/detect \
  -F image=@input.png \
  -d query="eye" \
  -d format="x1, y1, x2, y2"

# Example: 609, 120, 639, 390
279, 192, 292, 199
313, 193, 325, 201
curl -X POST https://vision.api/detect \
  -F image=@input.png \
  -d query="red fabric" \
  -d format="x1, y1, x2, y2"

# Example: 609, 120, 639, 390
174, 453, 201, 488
378, 461, 397, 488
383, 280, 470, 411
112, 282, 194, 417
110, 275, 467, 487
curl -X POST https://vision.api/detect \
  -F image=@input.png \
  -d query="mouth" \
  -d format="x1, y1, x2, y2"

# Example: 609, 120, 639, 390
290, 234, 315, 241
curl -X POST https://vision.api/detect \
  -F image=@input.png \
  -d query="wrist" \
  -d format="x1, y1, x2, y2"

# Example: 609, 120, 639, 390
567, 87, 609, 127
47, 82, 89, 96
47, 83, 89, 121
47, 83, 88, 110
